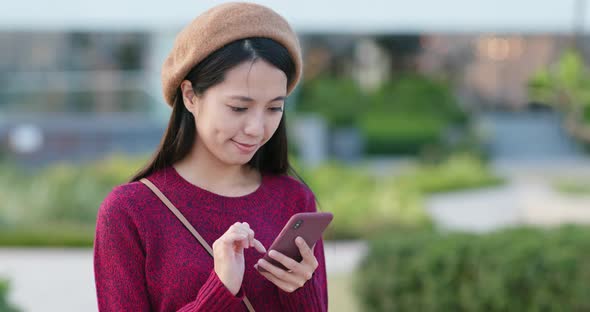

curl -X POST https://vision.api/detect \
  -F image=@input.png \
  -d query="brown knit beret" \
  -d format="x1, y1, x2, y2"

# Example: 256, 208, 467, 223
161, 2, 303, 107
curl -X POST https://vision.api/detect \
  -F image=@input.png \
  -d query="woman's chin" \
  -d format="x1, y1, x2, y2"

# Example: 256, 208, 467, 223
221, 153, 256, 167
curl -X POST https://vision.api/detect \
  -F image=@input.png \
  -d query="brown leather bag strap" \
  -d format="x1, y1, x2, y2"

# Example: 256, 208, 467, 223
140, 178, 256, 312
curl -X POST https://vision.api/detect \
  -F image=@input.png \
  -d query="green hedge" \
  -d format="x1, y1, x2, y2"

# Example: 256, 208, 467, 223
297, 75, 468, 156
0, 153, 501, 245
370, 76, 465, 122
0, 155, 147, 225
299, 163, 432, 240
299, 154, 501, 240
0, 223, 95, 247
296, 77, 366, 127
394, 154, 504, 194
356, 226, 590, 311
359, 114, 446, 155
552, 178, 590, 196
0, 278, 20, 312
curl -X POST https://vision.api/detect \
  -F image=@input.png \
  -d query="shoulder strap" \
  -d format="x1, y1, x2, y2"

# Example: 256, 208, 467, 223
140, 178, 256, 312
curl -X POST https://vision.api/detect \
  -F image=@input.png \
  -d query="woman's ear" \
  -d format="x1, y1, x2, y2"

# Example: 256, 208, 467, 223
180, 80, 198, 116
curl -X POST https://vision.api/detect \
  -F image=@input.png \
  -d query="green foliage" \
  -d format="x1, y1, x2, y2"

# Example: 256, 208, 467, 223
360, 114, 446, 155
0, 278, 20, 312
528, 49, 590, 115
0, 153, 500, 245
300, 154, 502, 240
0, 154, 147, 226
297, 77, 366, 127
356, 226, 590, 312
0, 223, 95, 247
370, 75, 465, 122
299, 163, 431, 240
297, 75, 469, 156
552, 178, 590, 196
361, 76, 467, 155
394, 154, 505, 194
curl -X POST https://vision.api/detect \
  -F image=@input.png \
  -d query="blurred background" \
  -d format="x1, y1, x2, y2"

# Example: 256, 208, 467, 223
2, 0, 590, 311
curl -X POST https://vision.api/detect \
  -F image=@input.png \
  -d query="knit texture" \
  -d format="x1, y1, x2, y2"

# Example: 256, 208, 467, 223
93, 165, 328, 311
161, 2, 303, 107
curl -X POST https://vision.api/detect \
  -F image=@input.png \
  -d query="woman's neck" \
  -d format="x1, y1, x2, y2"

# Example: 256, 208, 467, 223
172, 145, 261, 197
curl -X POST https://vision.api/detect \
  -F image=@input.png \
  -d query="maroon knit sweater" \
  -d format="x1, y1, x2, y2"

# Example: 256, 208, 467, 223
93, 165, 328, 311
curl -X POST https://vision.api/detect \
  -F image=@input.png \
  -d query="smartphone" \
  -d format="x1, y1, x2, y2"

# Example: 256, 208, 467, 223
257, 212, 333, 273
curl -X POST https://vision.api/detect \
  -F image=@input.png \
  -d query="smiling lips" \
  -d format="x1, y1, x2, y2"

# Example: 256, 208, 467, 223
232, 140, 258, 154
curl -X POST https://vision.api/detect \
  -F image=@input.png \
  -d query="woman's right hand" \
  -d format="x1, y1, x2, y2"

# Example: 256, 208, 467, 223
212, 222, 266, 295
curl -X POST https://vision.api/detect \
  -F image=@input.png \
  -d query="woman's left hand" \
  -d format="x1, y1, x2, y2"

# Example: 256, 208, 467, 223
254, 236, 319, 293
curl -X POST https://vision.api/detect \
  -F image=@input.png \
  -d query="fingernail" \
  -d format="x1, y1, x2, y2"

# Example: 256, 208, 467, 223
296, 237, 303, 244
269, 250, 276, 257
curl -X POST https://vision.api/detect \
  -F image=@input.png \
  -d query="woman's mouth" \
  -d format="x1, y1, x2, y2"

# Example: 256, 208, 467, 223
231, 140, 258, 154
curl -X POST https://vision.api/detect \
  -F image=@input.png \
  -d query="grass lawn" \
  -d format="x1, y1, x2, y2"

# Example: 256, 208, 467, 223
327, 272, 360, 312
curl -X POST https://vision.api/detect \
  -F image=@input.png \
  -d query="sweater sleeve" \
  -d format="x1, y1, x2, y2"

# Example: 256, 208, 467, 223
176, 269, 247, 311
93, 187, 151, 311
278, 186, 329, 311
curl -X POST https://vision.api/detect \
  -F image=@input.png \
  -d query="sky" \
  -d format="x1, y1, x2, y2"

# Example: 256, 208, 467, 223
1, 0, 588, 34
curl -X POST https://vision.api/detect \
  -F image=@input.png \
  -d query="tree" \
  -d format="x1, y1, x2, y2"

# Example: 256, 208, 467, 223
528, 49, 590, 123
528, 48, 590, 142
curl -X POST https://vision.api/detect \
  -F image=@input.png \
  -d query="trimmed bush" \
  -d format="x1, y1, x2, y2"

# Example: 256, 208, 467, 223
552, 178, 590, 196
300, 163, 432, 240
0, 278, 20, 312
360, 114, 446, 155
0, 153, 501, 245
356, 226, 590, 311
299, 155, 501, 240
0, 223, 95, 247
296, 77, 366, 127
370, 76, 465, 122
394, 154, 504, 194
0, 154, 147, 225
297, 75, 468, 156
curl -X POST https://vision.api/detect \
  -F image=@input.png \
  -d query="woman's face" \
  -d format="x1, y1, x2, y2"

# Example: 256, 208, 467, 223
182, 59, 287, 167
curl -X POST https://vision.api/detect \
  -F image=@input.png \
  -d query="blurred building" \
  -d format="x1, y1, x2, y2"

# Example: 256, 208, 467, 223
417, 35, 571, 111
2, 0, 590, 167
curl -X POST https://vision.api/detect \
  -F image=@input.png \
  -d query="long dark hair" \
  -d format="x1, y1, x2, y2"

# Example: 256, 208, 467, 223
130, 37, 303, 183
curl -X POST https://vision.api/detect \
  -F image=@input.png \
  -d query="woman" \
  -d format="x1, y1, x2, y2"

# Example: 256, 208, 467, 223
93, 2, 328, 311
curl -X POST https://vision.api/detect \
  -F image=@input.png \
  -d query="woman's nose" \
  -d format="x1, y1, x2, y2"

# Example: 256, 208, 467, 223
243, 112, 264, 137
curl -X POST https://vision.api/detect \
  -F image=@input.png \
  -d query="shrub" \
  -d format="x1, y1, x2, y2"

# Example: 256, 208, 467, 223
296, 75, 468, 156
356, 226, 590, 311
0, 153, 500, 245
359, 114, 446, 155
370, 75, 465, 122
394, 154, 504, 194
0, 278, 20, 312
0, 154, 147, 225
0, 223, 95, 247
296, 77, 366, 127
299, 163, 432, 240
552, 178, 590, 196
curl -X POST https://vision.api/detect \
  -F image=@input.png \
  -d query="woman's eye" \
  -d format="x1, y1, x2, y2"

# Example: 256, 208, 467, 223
230, 106, 247, 112
269, 107, 284, 112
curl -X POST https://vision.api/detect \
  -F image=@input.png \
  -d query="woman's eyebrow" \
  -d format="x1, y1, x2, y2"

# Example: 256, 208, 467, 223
228, 95, 286, 103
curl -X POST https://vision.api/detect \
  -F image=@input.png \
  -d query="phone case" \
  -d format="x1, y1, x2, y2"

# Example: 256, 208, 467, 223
257, 212, 333, 273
